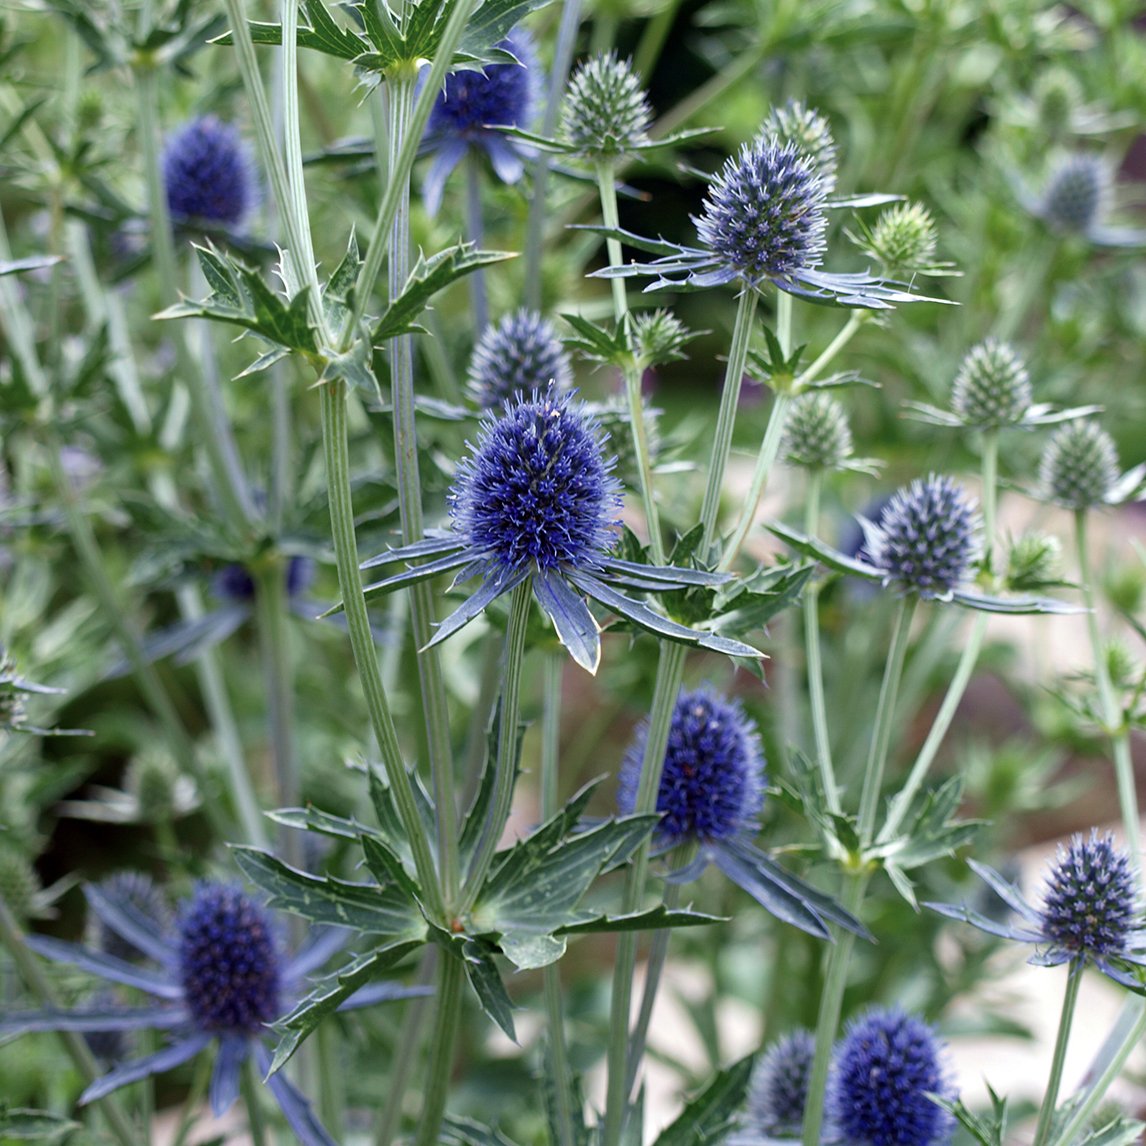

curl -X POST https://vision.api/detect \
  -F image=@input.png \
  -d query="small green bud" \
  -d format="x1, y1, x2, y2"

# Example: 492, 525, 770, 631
1105, 639, 1137, 692
561, 54, 652, 160
762, 100, 837, 194
631, 309, 690, 368
782, 393, 854, 471
0, 846, 41, 921
1031, 69, 1084, 142
125, 746, 181, 820
1039, 420, 1119, 510
951, 338, 1032, 428
856, 201, 939, 277
1005, 532, 1062, 591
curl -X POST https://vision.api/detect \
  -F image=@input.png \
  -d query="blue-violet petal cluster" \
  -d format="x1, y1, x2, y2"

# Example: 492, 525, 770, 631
163, 116, 253, 227
747, 1028, 816, 1136
467, 310, 573, 409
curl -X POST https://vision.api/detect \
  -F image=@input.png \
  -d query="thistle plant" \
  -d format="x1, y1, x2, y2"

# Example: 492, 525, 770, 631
162, 116, 254, 229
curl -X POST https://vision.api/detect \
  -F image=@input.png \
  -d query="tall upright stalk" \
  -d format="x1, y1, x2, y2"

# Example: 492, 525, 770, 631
1033, 963, 1083, 1146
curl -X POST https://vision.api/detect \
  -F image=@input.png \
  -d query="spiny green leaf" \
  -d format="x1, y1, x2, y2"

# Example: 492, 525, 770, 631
650, 1054, 755, 1146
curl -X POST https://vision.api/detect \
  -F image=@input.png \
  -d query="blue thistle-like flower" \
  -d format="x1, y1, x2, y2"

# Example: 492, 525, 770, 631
618, 688, 765, 847
926, 831, 1146, 989
829, 1009, 956, 1146
212, 555, 316, 604
695, 139, 828, 288
421, 29, 538, 215
746, 1028, 816, 1136
860, 475, 980, 599
467, 309, 573, 409
0, 880, 426, 1146
1040, 154, 1109, 236
163, 116, 253, 227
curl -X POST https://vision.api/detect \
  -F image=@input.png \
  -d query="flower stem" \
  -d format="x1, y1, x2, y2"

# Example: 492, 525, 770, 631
602, 639, 689, 1146
465, 152, 489, 333
241, 1057, 269, 1146
700, 289, 759, 555
1075, 510, 1141, 870
460, 580, 534, 911
980, 429, 999, 576
1034, 962, 1083, 1146
0, 900, 138, 1146
797, 311, 864, 388
320, 379, 444, 918
413, 949, 465, 1146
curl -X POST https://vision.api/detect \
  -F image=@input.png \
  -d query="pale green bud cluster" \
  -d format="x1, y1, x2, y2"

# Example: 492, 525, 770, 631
782, 393, 854, 470
1039, 420, 1119, 510
762, 100, 838, 194
860, 202, 938, 277
561, 53, 652, 159
0, 845, 41, 922
951, 339, 1032, 428
1005, 532, 1062, 591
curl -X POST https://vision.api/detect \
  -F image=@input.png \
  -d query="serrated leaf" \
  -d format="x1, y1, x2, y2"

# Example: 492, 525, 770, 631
266, 806, 379, 842
651, 1054, 755, 1146
459, 705, 526, 868
554, 905, 724, 935
0, 1108, 81, 1140
461, 938, 517, 1041
214, 0, 367, 60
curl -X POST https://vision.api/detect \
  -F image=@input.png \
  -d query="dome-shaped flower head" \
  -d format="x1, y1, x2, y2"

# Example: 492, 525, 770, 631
782, 392, 854, 471
618, 687, 765, 847
163, 116, 254, 228
1039, 154, 1110, 236
561, 53, 653, 160
1039, 420, 1119, 510
951, 338, 1032, 429
422, 29, 538, 215
696, 139, 828, 290
747, 1028, 816, 1136
861, 475, 980, 599
829, 1009, 956, 1146
467, 310, 573, 409
849, 201, 943, 278
762, 100, 838, 195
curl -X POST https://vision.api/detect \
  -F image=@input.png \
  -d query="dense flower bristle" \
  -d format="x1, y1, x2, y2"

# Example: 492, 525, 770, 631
782, 392, 854, 470
1041, 154, 1109, 234
1039, 420, 1119, 510
1041, 832, 1135, 958
696, 139, 828, 286
747, 1028, 816, 1135
762, 100, 838, 194
177, 885, 281, 1035
617, 688, 765, 846
449, 388, 621, 574
829, 1009, 955, 1146
163, 117, 253, 227
467, 310, 572, 409
865, 475, 980, 598
861, 202, 939, 276
950, 338, 1032, 428
428, 30, 536, 138
561, 53, 652, 158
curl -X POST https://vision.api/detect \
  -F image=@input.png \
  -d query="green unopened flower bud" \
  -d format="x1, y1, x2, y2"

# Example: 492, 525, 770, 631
1039, 420, 1119, 510
762, 100, 837, 195
1006, 532, 1062, 591
1105, 639, 1137, 692
561, 53, 652, 160
0, 846, 41, 921
1032, 69, 1084, 142
951, 338, 1032, 428
782, 393, 853, 470
126, 746, 181, 820
1041, 154, 1110, 235
631, 309, 690, 367
858, 202, 938, 277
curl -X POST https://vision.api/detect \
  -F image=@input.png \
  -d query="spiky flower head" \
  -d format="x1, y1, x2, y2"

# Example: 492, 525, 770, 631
1040, 154, 1110, 235
782, 392, 854, 470
1032, 69, 1085, 141
1039, 420, 1119, 510
747, 1029, 816, 1136
631, 309, 690, 367
856, 202, 939, 277
0, 845, 40, 922
467, 310, 572, 409
177, 884, 281, 1036
125, 747, 182, 820
950, 338, 1032, 428
450, 388, 622, 575
617, 688, 765, 847
1041, 832, 1136, 959
863, 475, 980, 599
829, 1009, 956, 1146
561, 53, 653, 159
762, 100, 838, 195
428, 29, 537, 141
93, 873, 170, 962
163, 117, 254, 227
696, 139, 828, 288
1006, 532, 1062, 592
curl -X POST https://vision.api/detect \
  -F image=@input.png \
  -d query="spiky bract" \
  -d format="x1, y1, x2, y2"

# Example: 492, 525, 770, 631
428, 30, 537, 140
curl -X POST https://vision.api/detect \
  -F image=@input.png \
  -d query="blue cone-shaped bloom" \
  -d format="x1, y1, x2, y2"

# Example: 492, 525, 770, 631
746, 1028, 817, 1137
163, 116, 254, 227
0, 881, 428, 1145
467, 309, 573, 409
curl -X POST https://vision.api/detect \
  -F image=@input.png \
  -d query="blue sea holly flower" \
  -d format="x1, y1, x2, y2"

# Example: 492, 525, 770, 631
358, 389, 759, 673
0, 882, 425, 1145
926, 831, 1146, 990
829, 1009, 956, 1146
467, 309, 572, 409
617, 688, 868, 940
421, 28, 538, 216
163, 116, 254, 228
746, 1028, 817, 1137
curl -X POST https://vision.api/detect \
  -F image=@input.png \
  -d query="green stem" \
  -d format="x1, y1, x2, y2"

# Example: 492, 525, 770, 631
171, 1052, 213, 1146
700, 290, 759, 554
541, 653, 577, 1146
465, 151, 489, 333
633, 0, 681, 79
602, 640, 689, 1146
412, 951, 465, 1146
320, 380, 444, 917
0, 901, 138, 1146
802, 471, 840, 816
1034, 962, 1083, 1146
279, 0, 319, 278
981, 429, 999, 577
241, 1057, 269, 1146
1076, 510, 1140, 870
797, 312, 864, 388
460, 580, 533, 910
651, 47, 763, 140
776, 291, 793, 356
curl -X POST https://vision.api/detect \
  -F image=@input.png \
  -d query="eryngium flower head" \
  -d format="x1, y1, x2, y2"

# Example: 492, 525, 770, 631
782, 392, 854, 470
178, 884, 281, 1035
856, 202, 939, 276
449, 388, 622, 574
0, 845, 40, 922
863, 475, 980, 598
1006, 532, 1062, 592
1039, 420, 1119, 510
1041, 832, 1135, 959
1039, 154, 1110, 235
561, 53, 652, 158
950, 338, 1032, 428
696, 139, 828, 288
762, 100, 838, 194
617, 688, 765, 846
429, 29, 537, 140
467, 310, 572, 409
163, 117, 253, 227
829, 1009, 956, 1146
747, 1029, 816, 1136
